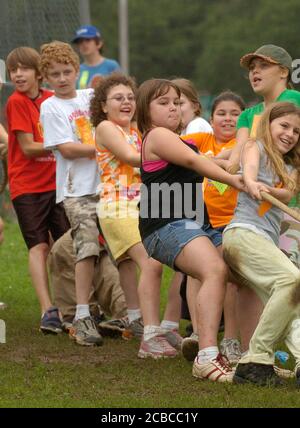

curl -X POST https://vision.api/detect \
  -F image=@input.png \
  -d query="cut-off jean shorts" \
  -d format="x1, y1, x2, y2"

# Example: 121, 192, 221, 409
143, 219, 223, 270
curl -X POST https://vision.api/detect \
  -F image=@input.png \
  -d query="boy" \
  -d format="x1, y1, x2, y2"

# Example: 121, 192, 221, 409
40, 41, 103, 346
5, 47, 69, 334
72, 25, 120, 89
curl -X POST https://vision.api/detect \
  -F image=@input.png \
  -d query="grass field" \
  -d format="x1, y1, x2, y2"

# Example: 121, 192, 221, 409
0, 222, 300, 408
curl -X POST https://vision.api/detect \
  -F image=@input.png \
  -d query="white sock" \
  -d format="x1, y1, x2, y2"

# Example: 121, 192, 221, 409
144, 325, 163, 341
160, 320, 179, 331
127, 309, 142, 323
197, 346, 219, 363
75, 304, 90, 321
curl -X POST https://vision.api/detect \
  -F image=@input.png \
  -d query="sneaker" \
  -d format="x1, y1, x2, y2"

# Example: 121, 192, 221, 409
61, 319, 73, 333
138, 335, 178, 359
0, 302, 7, 310
40, 307, 62, 335
98, 316, 130, 338
233, 362, 285, 387
220, 338, 242, 366
69, 316, 103, 346
164, 329, 183, 351
181, 333, 199, 361
192, 353, 233, 383
123, 317, 144, 340
274, 365, 295, 379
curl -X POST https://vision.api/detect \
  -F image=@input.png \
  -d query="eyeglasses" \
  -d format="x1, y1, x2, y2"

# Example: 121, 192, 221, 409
106, 95, 136, 103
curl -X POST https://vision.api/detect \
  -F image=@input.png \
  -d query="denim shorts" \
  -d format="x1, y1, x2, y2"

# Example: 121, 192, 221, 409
143, 219, 223, 270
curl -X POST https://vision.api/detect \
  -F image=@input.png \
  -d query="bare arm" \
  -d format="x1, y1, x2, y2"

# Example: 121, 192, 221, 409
148, 127, 246, 191
57, 142, 95, 160
227, 127, 250, 173
16, 131, 52, 158
242, 141, 270, 200
96, 121, 140, 167
264, 169, 297, 204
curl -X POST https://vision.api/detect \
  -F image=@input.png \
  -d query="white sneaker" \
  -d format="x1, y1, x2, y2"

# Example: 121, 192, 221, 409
193, 353, 233, 383
274, 365, 295, 379
138, 334, 178, 359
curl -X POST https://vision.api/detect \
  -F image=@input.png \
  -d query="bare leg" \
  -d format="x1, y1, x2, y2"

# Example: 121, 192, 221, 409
237, 285, 263, 352
223, 282, 239, 339
163, 271, 183, 323
118, 259, 139, 310
127, 243, 162, 326
175, 236, 227, 350
28, 242, 52, 313
186, 276, 200, 333
75, 256, 96, 305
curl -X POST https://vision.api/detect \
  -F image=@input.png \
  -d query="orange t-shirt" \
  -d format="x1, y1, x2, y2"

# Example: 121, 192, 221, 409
182, 132, 238, 228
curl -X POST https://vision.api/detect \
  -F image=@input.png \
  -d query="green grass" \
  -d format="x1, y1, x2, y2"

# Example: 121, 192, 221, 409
0, 222, 300, 408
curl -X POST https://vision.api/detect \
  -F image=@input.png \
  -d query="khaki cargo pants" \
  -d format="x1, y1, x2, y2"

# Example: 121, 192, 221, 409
48, 230, 127, 321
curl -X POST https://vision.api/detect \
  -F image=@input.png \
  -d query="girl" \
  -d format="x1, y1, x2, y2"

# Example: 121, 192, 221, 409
172, 78, 212, 134
137, 79, 245, 383
180, 91, 248, 365
223, 102, 300, 387
227, 44, 300, 361
91, 73, 179, 358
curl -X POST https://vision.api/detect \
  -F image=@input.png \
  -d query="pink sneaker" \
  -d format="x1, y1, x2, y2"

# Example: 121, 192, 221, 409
192, 353, 233, 383
138, 334, 178, 359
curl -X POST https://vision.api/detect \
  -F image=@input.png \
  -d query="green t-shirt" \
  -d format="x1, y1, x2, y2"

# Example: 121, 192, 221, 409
237, 89, 300, 207
237, 89, 300, 135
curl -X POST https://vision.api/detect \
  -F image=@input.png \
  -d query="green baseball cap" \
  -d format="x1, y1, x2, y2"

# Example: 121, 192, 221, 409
240, 44, 293, 74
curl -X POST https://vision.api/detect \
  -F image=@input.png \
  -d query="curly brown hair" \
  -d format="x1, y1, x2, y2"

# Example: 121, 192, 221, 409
39, 41, 80, 77
90, 72, 137, 127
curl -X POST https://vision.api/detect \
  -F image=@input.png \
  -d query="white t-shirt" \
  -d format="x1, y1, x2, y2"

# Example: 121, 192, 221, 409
181, 117, 213, 135
41, 89, 99, 203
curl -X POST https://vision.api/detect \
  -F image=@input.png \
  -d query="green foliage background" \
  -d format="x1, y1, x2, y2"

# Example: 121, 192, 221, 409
91, 0, 300, 102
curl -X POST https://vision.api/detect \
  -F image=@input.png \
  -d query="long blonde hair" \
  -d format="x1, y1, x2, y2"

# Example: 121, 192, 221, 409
256, 102, 300, 192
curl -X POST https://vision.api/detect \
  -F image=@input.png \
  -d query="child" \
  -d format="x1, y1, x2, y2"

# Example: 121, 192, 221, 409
137, 79, 245, 382
5, 47, 69, 334
180, 91, 246, 364
91, 73, 180, 355
72, 25, 120, 89
172, 78, 212, 134
227, 43, 300, 354
40, 41, 102, 347
223, 102, 300, 387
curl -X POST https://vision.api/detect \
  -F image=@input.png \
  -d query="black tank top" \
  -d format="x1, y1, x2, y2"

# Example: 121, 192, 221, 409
139, 137, 208, 240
